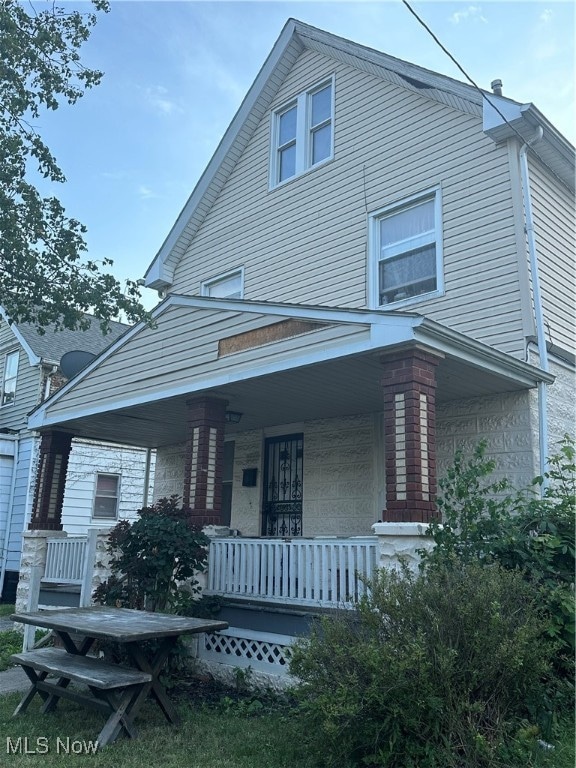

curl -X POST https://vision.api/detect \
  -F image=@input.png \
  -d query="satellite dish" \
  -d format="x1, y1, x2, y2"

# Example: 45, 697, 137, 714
59, 350, 96, 379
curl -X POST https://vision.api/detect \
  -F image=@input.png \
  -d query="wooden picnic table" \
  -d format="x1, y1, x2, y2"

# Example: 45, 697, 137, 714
10, 606, 228, 748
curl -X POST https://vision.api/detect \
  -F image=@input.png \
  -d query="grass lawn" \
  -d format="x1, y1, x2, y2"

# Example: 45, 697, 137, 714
0, 689, 316, 768
0, 603, 15, 617
0, 683, 573, 768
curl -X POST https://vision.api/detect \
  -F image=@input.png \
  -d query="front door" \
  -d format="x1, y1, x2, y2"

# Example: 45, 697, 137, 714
261, 433, 303, 536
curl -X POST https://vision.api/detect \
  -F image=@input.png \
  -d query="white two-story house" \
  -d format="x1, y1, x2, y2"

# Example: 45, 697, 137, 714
21, 20, 574, 677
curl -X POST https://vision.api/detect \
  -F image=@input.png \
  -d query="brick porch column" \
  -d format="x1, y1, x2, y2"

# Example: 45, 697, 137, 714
183, 396, 227, 526
381, 349, 441, 523
28, 431, 74, 531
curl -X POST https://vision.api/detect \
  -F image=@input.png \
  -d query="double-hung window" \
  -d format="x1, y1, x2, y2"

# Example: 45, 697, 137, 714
201, 268, 244, 299
370, 189, 443, 307
271, 78, 334, 187
93, 473, 120, 519
1, 350, 18, 406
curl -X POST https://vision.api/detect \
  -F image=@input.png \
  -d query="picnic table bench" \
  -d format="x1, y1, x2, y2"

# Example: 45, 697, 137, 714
11, 647, 153, 748
10, 607, 228, 749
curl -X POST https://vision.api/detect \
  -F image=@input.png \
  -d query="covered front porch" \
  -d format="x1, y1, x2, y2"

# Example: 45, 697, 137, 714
21, 298, 551, 675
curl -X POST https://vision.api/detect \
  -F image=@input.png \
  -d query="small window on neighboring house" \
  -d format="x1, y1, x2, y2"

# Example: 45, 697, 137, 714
201, 268, 244, 299
271, 77, 334, 187
93, 474, 120, 519
1, 350, 18, 406
370, 189, 443, 308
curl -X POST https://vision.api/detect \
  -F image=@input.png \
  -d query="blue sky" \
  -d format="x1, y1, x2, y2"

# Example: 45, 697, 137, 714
37, 0, 575, 310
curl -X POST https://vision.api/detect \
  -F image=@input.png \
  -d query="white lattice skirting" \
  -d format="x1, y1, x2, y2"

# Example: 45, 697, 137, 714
198, 628, 295, 676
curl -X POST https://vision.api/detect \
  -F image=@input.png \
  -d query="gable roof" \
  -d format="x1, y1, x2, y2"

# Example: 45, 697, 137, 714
143, 18, 575, 292
1, 312, 128, 367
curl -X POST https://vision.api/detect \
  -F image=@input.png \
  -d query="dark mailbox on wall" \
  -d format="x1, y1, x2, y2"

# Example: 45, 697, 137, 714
242, 468, 258, 487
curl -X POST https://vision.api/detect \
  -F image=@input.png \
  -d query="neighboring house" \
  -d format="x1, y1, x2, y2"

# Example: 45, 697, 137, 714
22, 20, 575, 679
0, 315, 155, 602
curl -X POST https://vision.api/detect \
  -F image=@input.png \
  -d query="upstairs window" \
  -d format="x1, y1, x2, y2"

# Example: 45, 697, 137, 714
271, 78, 334, 187
1, 350, 18, 407
370, 190, 443, 307
93, 473, 120, 519
201, 268, 244, 299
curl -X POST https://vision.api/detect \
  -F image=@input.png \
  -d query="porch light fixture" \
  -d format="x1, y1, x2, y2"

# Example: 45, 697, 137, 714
225, 410, 243, 424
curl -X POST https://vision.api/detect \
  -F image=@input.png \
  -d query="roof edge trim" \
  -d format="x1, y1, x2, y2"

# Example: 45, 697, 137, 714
0, 308, 42, 366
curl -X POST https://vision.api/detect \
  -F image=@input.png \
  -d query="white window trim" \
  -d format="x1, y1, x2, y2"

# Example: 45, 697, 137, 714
92, 472, 121, 520
0, 349, 19, 408
201, 267, 245, 299
269, 75, 335, 190
368, 186, 444, 310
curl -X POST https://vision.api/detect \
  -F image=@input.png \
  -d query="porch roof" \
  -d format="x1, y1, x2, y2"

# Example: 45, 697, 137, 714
28, 296, 553, 448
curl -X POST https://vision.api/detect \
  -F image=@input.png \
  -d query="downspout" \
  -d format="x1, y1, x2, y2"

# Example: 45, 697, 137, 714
518, 129, 549, 492
0, 435, 20, 598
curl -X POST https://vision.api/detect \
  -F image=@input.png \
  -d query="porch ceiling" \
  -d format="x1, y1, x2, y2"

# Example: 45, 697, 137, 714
48, 349, 534, 449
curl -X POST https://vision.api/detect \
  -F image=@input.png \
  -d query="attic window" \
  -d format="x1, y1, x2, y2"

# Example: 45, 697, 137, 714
201, 268, 244, 299
270, 77, 334, 187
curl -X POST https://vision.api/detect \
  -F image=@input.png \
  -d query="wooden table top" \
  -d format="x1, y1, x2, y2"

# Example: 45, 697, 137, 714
11, 606, 228, 643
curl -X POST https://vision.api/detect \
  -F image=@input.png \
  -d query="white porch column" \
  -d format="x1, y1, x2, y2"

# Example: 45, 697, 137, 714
371, 522, 435, 571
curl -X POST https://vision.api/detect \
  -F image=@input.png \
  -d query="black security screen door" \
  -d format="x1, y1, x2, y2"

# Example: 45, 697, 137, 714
262, 434, 303, 536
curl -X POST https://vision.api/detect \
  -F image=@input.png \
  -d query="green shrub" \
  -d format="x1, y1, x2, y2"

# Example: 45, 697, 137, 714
421, 438, 575, 681
93, 495, 209, 612
291, 562, 555, 768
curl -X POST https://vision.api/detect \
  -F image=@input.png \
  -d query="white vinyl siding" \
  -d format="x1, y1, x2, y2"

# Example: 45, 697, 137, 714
2, 436, 35, 572
527, 156, 575, 354
270, 77, 334, 187
0, 326, 39, 431
61, 440, 155, 533
170, 49, 524, 356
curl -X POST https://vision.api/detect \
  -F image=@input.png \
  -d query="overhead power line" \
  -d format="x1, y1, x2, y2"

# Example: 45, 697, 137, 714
401, 0, 531, 146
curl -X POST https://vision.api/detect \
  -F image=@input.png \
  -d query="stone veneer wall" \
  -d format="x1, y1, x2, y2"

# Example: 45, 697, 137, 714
228, 430, 264, 536
152, 441, 187, 501
153, 414, 380, 537
15, 530, 66, 614
436, 358, 575, 493
528, 353, 575, 467
302, 414, 378, 535
436, 390, 538, 491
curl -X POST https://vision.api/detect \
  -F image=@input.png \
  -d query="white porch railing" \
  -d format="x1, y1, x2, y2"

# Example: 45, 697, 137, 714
207, 537, 377, 608
44, 536, 88, 584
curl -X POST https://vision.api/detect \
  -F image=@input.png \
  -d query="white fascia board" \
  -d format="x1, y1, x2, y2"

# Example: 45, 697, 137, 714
415, 320, 555, 387
483, 94, 524, 136
143, 20, 300, 290
0, 308, 41, 366
168, 294, 421, 328
30, 322, 418, 429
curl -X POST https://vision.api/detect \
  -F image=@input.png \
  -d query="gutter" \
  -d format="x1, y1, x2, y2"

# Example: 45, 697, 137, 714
416, 318, 554, 388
